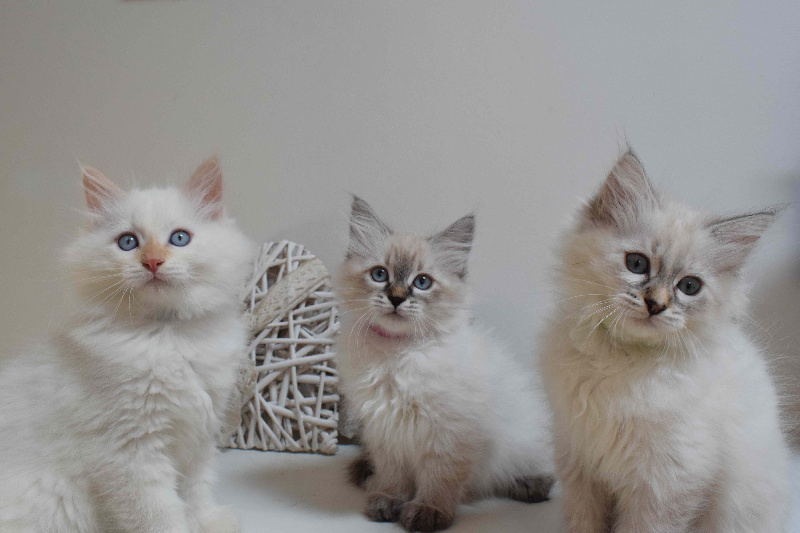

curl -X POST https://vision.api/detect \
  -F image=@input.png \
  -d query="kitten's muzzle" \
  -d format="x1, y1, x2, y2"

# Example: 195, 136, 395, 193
643, 286, 670, 316
141, 239, 169, 275
644, 297, 667, 316
386, 284, 408, 309
388, 295, 406, 308
142, 258, 164, 273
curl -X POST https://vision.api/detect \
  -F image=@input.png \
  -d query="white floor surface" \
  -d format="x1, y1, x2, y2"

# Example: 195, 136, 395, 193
214, 445, 800, 533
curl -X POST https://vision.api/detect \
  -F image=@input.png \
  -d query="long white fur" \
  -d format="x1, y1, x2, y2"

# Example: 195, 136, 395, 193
540, 150, 790, 533
0, 160, 252, 533
336, 197, 553, 528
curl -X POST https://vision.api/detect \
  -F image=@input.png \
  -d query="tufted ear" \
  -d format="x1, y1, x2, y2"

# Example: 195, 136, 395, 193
187, 156, 224, 220
346, 196, 392, 259
430, 214, 475, 278
583, 149, 659, 229
81, 162, 122, 213
707, 206, 785, 272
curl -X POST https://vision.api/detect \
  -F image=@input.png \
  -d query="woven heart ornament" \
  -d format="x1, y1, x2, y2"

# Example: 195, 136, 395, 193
227, 241, 340, 454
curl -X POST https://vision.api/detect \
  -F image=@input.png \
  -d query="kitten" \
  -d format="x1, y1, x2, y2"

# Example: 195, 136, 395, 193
540, 150, 790, 533
0, 158, 252, 533
336, 197, 555, 532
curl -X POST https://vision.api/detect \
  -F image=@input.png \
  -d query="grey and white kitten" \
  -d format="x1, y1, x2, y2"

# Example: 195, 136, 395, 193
335, 197, 555, 532
540, 150, 790, 532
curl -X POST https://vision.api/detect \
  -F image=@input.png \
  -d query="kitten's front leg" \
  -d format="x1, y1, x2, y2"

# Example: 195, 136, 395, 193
613, 485, 698, 533
98, 453, 190, 533
398, 444, 477, 533
364, 449, 415, 523
558, 451, 612, 533
180, 444, 239, 533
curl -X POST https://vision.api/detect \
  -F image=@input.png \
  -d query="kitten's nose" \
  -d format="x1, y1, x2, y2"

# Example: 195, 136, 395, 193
644, 298, 666, 316
387, 284, 408, 309
143, 259, 164, 273
388, 295, 406, 308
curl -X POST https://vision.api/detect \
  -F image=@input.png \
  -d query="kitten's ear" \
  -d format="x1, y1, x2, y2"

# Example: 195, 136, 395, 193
707, 206, 785, 272
81, 163, 122, 213
430, 214, 475, 278
187, 156, 224, 220
583, 149, 659, 228
347, 196, 391, 259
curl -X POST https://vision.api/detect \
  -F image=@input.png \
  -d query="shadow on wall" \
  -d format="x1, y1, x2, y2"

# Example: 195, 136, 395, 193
752, 179, 800, 448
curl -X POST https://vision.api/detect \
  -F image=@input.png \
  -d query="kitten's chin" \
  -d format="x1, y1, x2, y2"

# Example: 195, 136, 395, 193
614, 316, 679, 345
369, 314, 413, 339
130, 282, 236, 320
135, 278, 179, 296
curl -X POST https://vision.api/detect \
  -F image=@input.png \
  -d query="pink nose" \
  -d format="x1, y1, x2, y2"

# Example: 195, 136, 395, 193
143, 259, 164, 273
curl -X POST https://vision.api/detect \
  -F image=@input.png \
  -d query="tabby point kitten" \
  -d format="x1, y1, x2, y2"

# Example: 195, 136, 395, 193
336, 196, 555, 533
540, 150, 790, 533
0, 157, 252, 533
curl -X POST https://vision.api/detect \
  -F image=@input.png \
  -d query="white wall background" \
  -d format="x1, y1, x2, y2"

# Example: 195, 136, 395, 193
1, 0, 799, 431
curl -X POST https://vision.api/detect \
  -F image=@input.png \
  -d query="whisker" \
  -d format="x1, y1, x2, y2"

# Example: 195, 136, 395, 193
557, 299, 617, 325
69, 279, 127, 320
347, 310, 374, 365
554, 293, 613, 304
562, 277, 620, 292
357, 310, 379, 362
605, 308, 627, 348
570, 303, 617, 333
582, 305, 621, 347
107, 284, 130, 329
86, 285, 126, 324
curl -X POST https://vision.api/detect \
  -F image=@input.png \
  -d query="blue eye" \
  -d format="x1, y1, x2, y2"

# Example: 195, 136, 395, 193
370, 267, 388, 283
169, 230, 191, 247
413, 274, 433, 290
117, 233, 139, 251
677, 276, 702, 296
625, 252, 649, 275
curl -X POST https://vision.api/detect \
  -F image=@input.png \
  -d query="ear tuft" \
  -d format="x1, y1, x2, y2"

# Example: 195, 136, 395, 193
429, 214, 475, 278
187, 156, 224, 219
707, 205, 786, 272
80, 162, 121, 213
584, 149, 659, 228
346, 195, 391, 259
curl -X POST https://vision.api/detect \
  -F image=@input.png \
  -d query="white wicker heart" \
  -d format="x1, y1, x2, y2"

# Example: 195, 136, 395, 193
227, 241, 340, 454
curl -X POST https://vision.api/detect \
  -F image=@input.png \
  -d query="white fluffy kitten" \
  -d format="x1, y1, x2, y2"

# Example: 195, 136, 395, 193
0, 158, 252, 533
336, 197, 554, 532
540, 150, 790, 533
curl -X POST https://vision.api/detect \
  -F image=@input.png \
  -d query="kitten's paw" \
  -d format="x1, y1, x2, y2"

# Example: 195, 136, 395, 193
347, 453, 374, 489
399, 501, 454, 532
198, 506, 240, 533
505, 474, 555, 503
365, 493, 405, 522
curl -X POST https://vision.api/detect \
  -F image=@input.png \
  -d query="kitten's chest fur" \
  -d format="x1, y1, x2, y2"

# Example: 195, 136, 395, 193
68, 314, 246, 450
352, 355, 429, 426
554, 345, 720, 483
348, 344, 467, 456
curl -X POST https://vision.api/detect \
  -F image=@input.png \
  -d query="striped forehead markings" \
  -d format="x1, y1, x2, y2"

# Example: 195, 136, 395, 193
386, 249, 424, 283
393, 260, 414, 284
